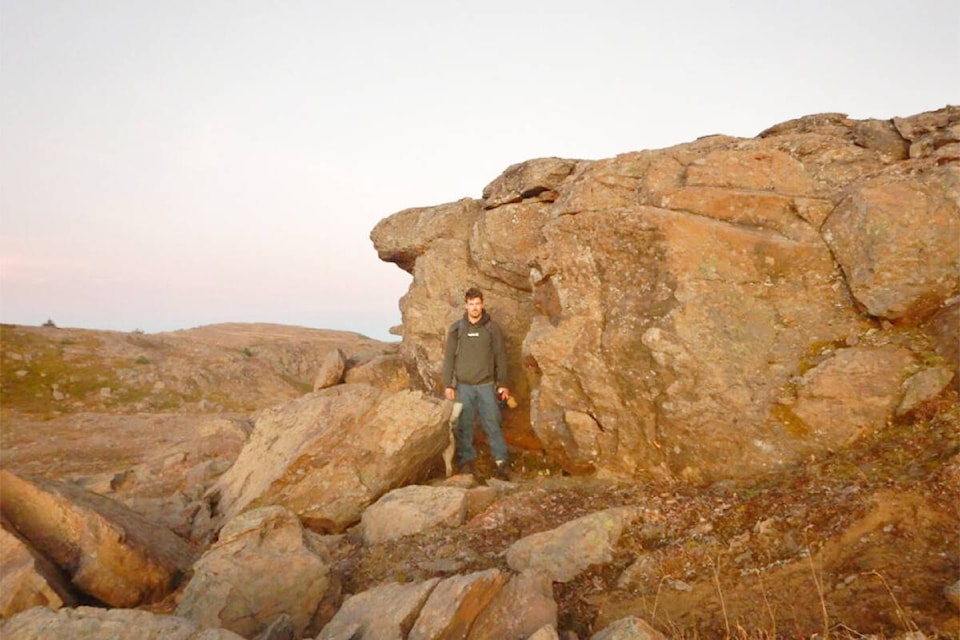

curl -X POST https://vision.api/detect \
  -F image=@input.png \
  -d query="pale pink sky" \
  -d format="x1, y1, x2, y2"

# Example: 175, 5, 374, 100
2, 0, 957, 340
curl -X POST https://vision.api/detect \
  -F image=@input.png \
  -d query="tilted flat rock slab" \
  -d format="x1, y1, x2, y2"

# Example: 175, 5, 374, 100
360, 484, 468, 545
506, 507, 641, 582
466, 571, 557, 640
408, 569, 507, 640
0, 470, 195, 608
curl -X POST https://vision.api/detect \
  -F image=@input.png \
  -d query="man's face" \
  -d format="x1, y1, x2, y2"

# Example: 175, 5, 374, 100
464, 296, 484, 322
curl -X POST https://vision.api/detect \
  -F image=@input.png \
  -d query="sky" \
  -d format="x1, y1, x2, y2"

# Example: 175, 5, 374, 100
1, 1, 957, 341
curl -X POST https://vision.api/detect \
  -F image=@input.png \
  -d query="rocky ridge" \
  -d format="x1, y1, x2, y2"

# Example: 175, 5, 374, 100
1, 107, 958, 639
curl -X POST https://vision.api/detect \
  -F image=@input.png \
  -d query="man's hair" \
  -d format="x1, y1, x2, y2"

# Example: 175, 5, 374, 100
464, 287, 484, 302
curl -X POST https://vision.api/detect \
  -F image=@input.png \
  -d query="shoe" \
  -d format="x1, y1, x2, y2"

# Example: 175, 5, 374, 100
493, 460, 510, 480
457, 460, 475, 475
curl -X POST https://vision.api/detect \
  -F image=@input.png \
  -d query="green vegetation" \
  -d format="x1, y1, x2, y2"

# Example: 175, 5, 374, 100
280, 373, 313, 394
0, 327, 242, 415
0, 327, 117, 415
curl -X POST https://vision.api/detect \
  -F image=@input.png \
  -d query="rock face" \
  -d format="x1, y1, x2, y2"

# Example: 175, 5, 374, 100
212, 384, 452, 533
0, 471, 196, 608
371, 106, 960, 481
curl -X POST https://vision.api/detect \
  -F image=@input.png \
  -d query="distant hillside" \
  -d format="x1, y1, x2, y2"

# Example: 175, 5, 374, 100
0, 322, 395, 416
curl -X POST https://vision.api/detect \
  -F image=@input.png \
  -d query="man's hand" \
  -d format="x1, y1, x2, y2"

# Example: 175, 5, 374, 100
497, 387, 510, 401
444, 387, 456, 401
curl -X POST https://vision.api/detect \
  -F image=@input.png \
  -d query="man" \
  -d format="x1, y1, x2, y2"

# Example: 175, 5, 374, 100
442, 287, 511, 479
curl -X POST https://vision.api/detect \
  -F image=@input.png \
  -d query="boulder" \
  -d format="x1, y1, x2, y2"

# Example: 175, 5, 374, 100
313, 348, 347, 391
506, 508, 641, 582
176, 506, 336, 639
344, 353, 411, 392
0, 605, 245, 640
464, 485, 499, 520
823, 164, 960, 322
314, 569, 550, 640
787, 346, 914, 447
470, 200, 555, 292
0, 470, 195, 608
316, 578, 440, 640
212, 384, 451, 533
360, 485, 468, 545
465, 571, 557, 640
0, 521, 76, 618
408, 569, 508, 640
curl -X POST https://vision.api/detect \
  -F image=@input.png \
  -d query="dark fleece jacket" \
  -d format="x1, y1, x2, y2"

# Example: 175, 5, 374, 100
441, 311, 508, 389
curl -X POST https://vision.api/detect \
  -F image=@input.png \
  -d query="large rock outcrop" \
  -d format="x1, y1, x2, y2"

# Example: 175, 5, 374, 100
371, 107, 960, 482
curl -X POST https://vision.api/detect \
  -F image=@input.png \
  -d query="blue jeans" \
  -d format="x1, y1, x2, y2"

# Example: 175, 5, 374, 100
455, 383, 508, 464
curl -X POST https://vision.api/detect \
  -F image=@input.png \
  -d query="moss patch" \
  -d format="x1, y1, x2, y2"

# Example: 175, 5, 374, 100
1, 327, 118, 415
